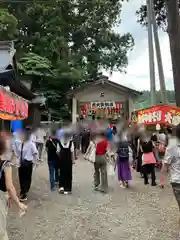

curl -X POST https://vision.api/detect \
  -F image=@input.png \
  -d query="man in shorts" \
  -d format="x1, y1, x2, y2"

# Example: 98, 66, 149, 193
160, 124, 180, 223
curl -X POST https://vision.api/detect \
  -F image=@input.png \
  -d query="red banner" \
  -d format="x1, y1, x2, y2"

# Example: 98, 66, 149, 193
136, 104, 180, 126
0, 87, 28, 120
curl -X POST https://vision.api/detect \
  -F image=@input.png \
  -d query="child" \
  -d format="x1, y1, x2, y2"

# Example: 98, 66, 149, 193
141, 139, 157, 186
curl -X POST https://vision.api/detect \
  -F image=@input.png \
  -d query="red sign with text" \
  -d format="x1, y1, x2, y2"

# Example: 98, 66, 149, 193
0, 88, 28, 119
136, 104, 180, 126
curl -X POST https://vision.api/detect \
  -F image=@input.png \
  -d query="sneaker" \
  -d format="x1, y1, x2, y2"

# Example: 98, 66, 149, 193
125, 181, 129, 188
94, 185, 99, 191
99, 189, 108, 193
119, 181, 126, 189
20, 195, 27, 202
59, 187, 64, 194
120, 183, 126, 189
151, 182, 157, 187
64, 191, 72, 195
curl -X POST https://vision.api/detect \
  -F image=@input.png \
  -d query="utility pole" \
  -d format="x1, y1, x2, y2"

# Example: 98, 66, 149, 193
147, 0, 156, 105
165, 0, 180, 107
151, 0, 167, 104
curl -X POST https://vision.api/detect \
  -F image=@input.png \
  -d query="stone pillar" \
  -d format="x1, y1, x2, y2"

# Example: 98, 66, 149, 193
72, 97, 77, 124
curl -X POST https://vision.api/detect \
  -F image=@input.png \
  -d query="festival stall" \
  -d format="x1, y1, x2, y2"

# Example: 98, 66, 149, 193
131, 104, 180, 169
133, 104, 180, 127
0, 85, 28, 121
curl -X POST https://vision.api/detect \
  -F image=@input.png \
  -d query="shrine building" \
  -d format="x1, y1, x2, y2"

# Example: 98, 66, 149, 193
67, 76, 141, 123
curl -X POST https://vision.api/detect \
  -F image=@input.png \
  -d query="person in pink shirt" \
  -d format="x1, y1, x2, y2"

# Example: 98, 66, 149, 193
141, 139, 157, 186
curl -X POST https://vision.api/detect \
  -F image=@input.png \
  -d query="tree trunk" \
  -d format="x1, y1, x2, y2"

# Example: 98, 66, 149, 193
166, 0, 180, 106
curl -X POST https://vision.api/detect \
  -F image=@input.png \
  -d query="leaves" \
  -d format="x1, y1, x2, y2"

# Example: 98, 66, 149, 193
136, 0, 180, 30
0, 9, 18, 40
18, 53, 54, 77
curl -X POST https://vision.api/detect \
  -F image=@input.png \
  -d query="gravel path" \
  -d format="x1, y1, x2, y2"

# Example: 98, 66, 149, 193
7, 159, 180, 240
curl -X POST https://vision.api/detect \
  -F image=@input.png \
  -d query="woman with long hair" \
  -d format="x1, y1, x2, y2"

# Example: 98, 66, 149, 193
0, 136, 27, 240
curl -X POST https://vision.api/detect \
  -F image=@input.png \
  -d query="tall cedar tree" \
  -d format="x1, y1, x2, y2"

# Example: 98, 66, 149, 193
137, 0, 180, 106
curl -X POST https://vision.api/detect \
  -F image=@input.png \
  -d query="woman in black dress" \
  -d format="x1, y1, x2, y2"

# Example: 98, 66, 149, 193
58, 134, 75, 195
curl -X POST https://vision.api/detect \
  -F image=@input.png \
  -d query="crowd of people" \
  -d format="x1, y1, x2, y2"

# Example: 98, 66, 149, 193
1, 121, 180, 239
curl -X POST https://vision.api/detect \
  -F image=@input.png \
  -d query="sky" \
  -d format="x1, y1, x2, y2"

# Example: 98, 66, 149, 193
104, 0, 174, 91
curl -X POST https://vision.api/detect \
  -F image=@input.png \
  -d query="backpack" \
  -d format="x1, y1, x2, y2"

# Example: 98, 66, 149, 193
117, 141, 129, 160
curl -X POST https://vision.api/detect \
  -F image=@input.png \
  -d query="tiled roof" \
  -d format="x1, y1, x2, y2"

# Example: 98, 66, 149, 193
67, 75, 142, 97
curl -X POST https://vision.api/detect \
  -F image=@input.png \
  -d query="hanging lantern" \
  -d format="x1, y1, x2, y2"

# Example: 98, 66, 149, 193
115, 102, 120, 110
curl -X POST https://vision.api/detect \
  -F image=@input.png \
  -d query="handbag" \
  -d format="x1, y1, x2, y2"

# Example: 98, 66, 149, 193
107, 164, 115, 177
84, 141, 96, 163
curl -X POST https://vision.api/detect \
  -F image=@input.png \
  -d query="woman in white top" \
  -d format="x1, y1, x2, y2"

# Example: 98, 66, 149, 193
15, 130, 38, 201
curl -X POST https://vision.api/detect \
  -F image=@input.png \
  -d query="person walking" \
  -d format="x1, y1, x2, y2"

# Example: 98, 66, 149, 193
0, 137, 27, 240
72, 133, 80, 160
116, 134, 132, 188
45, 130, 60, 191
16, 130, 38, 201
160, 124, 180, 224
58, 133, 75, 195
105, 123, 113, 142
141, 139, 157, 186
136, 136, 143, 177
34, 126, 46, 161
94, 132, 108, 193
81, 129, 90, 154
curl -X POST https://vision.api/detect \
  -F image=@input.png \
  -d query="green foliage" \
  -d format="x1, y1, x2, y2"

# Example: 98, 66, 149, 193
136, 0, 180, 30
18, 53, 54, 77
134, 90, 175, 109
0, 0, 134, 119
0, 9, 17, 40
